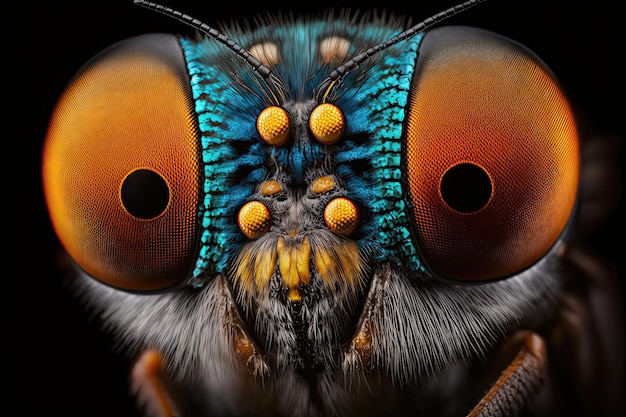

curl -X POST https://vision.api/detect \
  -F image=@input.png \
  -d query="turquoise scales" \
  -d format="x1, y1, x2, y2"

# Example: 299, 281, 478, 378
180, 20, 427, 283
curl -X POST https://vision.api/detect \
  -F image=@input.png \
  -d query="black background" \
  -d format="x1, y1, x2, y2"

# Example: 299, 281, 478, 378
13, 0, 622, 415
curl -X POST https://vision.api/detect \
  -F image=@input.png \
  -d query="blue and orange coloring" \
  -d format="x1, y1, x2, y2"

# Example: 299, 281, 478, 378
45, 0, 578, 296
184, 21, 426, 284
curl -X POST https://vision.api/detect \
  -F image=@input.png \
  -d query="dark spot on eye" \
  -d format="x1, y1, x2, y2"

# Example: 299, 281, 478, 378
440, 163, 492, 213
121, 169, 170, 219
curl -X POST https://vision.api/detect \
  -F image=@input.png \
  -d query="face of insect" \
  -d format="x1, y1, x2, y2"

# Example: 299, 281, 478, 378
41, 3, 623, 417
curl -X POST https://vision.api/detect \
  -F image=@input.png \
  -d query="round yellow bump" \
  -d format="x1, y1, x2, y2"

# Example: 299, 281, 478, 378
249, 42, 280, 66
319, 36, 351, 64
311, 176, 335, 194
309, 103, 345, 145
238, 201, 271, 239
257, 106, 290, 146
260, 180, 282, 196
324, 197, 359, 236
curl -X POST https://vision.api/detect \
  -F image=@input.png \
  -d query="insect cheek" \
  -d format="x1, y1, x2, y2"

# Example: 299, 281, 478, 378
42, 34, 202, 292
403, 26, 579, 282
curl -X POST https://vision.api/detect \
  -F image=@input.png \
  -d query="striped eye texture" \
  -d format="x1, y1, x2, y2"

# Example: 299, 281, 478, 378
42, 34, 202, 291
403, 27, 579, 282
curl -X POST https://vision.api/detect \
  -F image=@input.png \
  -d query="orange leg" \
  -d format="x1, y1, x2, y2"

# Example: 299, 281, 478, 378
130, 350, 182, 417
467, 331, 547, 417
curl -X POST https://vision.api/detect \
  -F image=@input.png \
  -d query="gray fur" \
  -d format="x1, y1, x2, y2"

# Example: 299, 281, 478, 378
70, 234, 563, 417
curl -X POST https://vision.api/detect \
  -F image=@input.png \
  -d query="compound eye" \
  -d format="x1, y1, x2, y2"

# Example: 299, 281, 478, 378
324, 197, 359, 236
309, 103, 345, 145
403, 27, 579, 282
42, 34, 202, 292
238, 201, 272, 239
257, 106, 291, 146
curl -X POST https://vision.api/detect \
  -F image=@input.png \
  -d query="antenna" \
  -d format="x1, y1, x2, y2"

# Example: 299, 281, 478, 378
134, 0, 486, 104
320, 0, 487, 98
133, 1, 273, 80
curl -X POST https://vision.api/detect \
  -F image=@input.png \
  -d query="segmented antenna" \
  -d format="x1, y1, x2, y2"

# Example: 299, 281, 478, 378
133, 0, 273, 80
134, 0, 485, 104
320, 0, 487, 99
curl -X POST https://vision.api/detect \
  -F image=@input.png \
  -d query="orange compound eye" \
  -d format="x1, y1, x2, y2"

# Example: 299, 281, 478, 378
41, 34, 202, 292
309, 103, 345, 145
238, 201, 272, 239
324, 197, 359, 236
403, 27, 579, 282
257, 106, 290, 146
